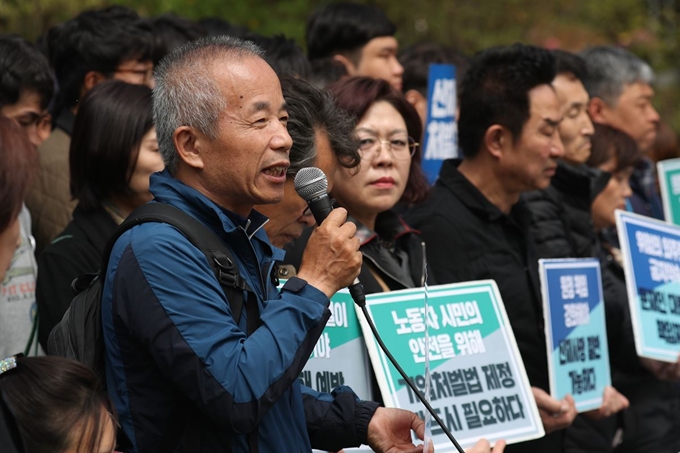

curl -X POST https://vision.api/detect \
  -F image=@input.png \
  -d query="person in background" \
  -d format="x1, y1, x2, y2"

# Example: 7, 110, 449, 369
400, 41, 469, 126
25, 5, 154, 254
0, 355, 117, 453
581, 46, 662, 220
0, 117, 38, 358
0, 35, 54, 357
256, 75, 359, 251
306, 2, 403, 91
246, 34, 312, 79
587, 124, 680, 453
649, 120, 679, 165
36, 81, 164, 350
149, 13, 206, 67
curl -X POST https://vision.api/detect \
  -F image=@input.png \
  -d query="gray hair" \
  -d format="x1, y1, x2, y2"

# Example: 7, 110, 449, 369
152, 35, 264, 174
579, 46, 655, 106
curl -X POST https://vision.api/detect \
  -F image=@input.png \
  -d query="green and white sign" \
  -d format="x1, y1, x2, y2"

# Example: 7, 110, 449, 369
299, 287, 373, 401
658, 158, 680, 225
358, 281, 544, 451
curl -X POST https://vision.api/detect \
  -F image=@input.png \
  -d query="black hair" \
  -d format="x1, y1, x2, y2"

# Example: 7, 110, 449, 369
70, 80, 154, 210
458, 43, 556, 159
198, 17, 250, 38
0, 35, 54, 110
246, 33, 312, 79
47, 5, 153, 116
280, 74, 360, 175
588, 124, 642, 172
0, 356, 115, 453
309, 57, 349, 88
400, 42, 469, 96
552, 49, 588, 82
150, 14, 206, 66
306, 2, 396, 61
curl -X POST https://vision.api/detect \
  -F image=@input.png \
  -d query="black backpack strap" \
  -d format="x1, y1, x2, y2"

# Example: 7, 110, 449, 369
103, 202, 254, 325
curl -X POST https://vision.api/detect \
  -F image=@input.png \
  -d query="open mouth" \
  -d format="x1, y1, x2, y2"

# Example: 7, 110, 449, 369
263, 166, 287, 177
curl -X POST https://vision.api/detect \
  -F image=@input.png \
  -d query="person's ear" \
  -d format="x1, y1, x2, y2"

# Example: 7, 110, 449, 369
173, 126, 205, 170
82, 71, 107, 93
587, 97, 609, 125
484, 125, 508, 160
332, 54, 358, 75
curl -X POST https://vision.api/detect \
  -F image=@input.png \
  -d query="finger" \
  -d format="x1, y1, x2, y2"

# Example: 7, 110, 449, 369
410, 413, 426, 440
492, 439, 507, 453
338, 220, 357, 238
532, 387, 563, 413
320, 207, 348, 228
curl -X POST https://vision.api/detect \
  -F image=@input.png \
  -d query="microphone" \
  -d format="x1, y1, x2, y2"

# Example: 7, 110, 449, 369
294, 167, 366, 307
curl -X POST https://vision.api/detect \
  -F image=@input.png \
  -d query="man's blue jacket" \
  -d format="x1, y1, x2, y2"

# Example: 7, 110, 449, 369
102, 170, 379, 452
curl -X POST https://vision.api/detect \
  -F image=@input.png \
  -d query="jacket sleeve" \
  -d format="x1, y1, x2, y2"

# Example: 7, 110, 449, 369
301, 385, 380, 451
103, 224, 330, 434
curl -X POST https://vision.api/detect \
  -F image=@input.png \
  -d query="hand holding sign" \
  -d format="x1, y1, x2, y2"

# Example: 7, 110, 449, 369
465, 439, 506, 453
531, 387, 577, 434
583, 386, 629, 420
366, 407, 433, 453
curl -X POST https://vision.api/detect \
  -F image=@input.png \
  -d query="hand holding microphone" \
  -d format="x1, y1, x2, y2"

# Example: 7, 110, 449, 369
293, 168, 365, 305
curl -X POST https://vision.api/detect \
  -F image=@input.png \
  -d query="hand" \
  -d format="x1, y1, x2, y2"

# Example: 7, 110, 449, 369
532, 387, 577, 434
640, 353, 680, 382
297, 208, 362, 298
367, 407, 434, 453
465, 438, 506, 453
583, 386, 629, 420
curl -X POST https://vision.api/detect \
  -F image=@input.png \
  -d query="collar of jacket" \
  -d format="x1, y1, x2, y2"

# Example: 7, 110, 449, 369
351, 209, 420, 246
437, 158, 532, 225
148, 169, 284, 262
552, 160, 611, 204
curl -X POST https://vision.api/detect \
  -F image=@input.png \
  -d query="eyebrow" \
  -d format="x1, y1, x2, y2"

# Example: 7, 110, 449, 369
355, 126, 408, 135
543, 118, 561, 128
248, 101, 288, 115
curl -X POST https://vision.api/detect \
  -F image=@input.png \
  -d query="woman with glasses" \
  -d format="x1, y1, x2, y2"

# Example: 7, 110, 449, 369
323, 76, 430, 293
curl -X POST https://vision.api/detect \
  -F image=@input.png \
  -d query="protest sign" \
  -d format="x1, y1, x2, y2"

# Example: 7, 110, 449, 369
421, 64, 457, 184
658, 158, 680, 226
357, 281, 543, 450
539, 259, 610, 412
616, 210, 680, 361
297, 286, 373, 401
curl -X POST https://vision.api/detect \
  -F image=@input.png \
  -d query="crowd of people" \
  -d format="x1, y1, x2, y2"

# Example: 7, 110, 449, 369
0, 2, 678, 452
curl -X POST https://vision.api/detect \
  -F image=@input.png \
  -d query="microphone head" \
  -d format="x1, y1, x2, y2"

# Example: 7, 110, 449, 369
294, 167, 328, 202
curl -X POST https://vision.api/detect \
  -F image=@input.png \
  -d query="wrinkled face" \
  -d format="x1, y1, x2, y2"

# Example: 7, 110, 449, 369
553, 73, 594, 164
126, 128, 164, 207
200, 57, 292, 217
591, 157, 634, 230
261, 129, 337, 248
354, 36, 404, 92
503, 84, 564, 192
113, 58, 155, 88
600, 82, 659, 153
332, 101, 411, 222
0, 217, 20, 286
1, 89, 51, 146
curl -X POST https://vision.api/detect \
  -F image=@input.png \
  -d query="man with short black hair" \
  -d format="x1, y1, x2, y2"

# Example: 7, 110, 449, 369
580, 46, 662, 220
306, 2, 403, 91
26, 5, 154, 253
406, 44, 576, 452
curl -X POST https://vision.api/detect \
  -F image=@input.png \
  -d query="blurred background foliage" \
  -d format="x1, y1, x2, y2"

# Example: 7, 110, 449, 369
3, 0, 680, 130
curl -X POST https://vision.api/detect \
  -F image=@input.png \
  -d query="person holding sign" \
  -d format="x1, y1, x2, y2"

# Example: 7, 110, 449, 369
588, 124, 680, 453
406, 44, 578, 452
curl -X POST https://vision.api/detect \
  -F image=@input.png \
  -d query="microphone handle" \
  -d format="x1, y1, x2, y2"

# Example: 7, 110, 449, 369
306, 194, 366, 307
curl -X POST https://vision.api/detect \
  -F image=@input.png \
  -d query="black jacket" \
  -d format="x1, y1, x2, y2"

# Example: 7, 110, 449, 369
524, 161, 610, 260
404, 159, 563, 453
36, 203, 117, 349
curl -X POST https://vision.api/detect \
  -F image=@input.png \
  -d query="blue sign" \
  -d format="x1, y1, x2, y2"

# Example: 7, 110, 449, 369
616, 210, 680, 361
539, 259, 610, 412
421, 64, 457, 184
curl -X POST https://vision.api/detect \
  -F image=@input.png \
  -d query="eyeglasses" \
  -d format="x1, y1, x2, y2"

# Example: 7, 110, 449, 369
357, 134, 418, 161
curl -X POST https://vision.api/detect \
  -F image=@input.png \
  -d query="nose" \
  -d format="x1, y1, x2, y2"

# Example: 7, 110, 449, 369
622, 179, 633, 198
271, 120, 293, 153
551, 133, 565, 158
582, 114, 595, 137
373, 141, 395, 167
393, 57, 404, 77
649, 104, 660, 125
